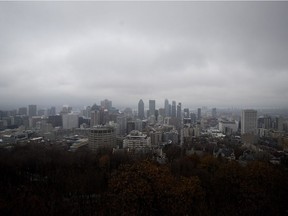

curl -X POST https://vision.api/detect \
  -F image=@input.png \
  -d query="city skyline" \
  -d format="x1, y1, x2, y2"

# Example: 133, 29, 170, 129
1, 2, 288, 109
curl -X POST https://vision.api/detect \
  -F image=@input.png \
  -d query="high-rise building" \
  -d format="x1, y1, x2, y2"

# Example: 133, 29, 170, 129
90, 110, 100, 127
164, 99, 170, 117
138, 99, 145, 120
61, 106, 72, 115
47, 115, 62, 127
18, 107, 28, 116
171, 101, 176, 117
197, 108, 201, 121
38, 109, 45, 116
116, 115, 127, 136
89, 126, 116, 151
183, 108, 189, 118
190, 113, 197, 123
158, 108, 165, 118
82, 106, 91, 119
212, 108, 217, 118
149, 100, 156, 117
101, 99, 112, 110
263, 115, 272, 129
127, 121, 136, 134
47, 106, 56, 116
177, 103, 182, 120
28, 105, 37, 117
276, 116, 284, 131
241, 109, 257, 135
62, 113, 79, 129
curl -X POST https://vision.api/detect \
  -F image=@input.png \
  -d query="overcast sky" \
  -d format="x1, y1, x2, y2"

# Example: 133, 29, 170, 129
1, 1, 288, 110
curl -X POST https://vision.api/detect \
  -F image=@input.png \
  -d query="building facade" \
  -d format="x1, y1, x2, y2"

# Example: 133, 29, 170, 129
62, 113, 79, 129
149, 100, 156, 117
28, 105, 37, 117
138, 99, 145, 120
89, 126, 116, 151
123, 130, 151, 149
241, 109, 257, 135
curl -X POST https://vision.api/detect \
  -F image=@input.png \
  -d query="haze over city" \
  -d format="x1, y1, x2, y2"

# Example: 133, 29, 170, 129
1, 1, 288, 109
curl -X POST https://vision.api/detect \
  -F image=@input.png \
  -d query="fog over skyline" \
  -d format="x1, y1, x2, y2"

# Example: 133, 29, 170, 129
1, 1, 288, 110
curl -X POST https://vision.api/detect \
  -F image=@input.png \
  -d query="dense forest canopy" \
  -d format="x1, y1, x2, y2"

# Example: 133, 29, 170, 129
0, 143, 288, 216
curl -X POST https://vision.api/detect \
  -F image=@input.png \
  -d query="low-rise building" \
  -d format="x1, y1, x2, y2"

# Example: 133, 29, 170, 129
123, 130, 151, 149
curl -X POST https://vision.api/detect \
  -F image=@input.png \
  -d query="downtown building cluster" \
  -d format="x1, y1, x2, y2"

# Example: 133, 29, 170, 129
1, 99, 288, 158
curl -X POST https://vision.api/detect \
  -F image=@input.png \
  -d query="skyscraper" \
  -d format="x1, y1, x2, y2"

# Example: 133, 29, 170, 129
28, 105, 37, 117
90, 110, 100, 127
197, 108, 201, 121
62, 113, 79, 129
18, 107, 28, 116
177, 102, 182, 120
116, 115, 127, 136
183, 108, 189, 118
241, 109, 257, 135
149, 100, 156, 117
138, 99, 145, 120
164, 99, 169, 117
101, 99, 112, 110
276, 116, 284, 131
212, 108, 217, 118
171, 101, 176, 117
48, 106, 56, 116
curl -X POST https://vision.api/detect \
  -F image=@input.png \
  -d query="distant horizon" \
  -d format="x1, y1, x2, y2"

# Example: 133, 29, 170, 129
1, 99, 288, 112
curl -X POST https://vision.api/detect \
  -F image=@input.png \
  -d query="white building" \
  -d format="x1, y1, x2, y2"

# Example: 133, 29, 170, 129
62, 113, 79, 129
219, 120, 238, 134
241, 109, 257, 135
123, 130, 151, 149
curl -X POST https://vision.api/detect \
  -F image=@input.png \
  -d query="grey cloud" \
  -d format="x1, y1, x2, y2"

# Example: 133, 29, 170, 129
0, 2, 288, 109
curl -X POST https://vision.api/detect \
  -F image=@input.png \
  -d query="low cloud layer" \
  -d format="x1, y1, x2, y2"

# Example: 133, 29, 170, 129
1, 2, 288, 109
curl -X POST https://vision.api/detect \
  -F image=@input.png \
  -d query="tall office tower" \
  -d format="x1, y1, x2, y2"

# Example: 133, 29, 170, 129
183, 108, 189, 118
47, 115, 62, 127
171, 101, 176, 117
116, 115, 127, 136
149, 100, 156, 117
135, 119, 143, 131
9, 110, 17, 117
276, 116, 284, 131
48, 106, 56, 116
138, 99, 145, 120
37, 109, 45, 116
18, 107, 28, 116
212, 108, 217, 118
197, 108, 201, 121
61, 106, 71, 115
90, 110, 99, 127
101, 99, 112, 110
158, 108, 165, 117
102, 109, 110, 125
177, 103, 182, 119
263, 115, 272, 129
190, 113, 197, 123
155, 109, 159, 121
169, 104, 172, 116
83, 106, 91, 118
241, 109, 257, 135
28, 105, 37, 117
62, 113, 79, 129
164, 99, 170, 117
89, 126, 116, 151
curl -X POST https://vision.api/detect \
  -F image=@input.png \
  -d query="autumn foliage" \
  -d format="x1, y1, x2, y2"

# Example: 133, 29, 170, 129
0, 144, 287, 215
